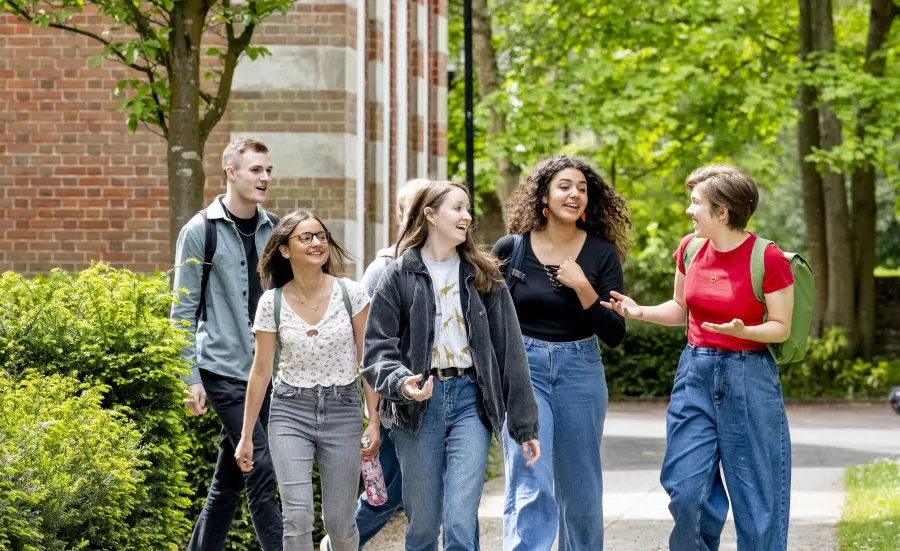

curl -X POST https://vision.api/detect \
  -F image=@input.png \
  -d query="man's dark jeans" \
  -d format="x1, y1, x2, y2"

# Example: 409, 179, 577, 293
188, 369, 284, 551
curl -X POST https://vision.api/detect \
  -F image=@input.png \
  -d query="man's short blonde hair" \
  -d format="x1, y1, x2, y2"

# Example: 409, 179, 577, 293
397, 178, 430, 216
222, 138, 269, 174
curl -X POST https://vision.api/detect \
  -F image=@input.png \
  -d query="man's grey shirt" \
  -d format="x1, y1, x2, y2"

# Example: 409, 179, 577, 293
170, 195, 277, 385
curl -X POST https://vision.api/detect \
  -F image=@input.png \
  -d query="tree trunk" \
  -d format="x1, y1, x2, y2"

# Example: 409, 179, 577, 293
476, 191, 507, 246
471, 0, 521, 224
167, 0, 209, 265
797, 0, 828, 337
850, 0, 896, 358
811, 0, 856, 335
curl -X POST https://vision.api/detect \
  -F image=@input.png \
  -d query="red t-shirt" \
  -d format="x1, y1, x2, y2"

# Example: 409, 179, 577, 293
673, 233, 794, 350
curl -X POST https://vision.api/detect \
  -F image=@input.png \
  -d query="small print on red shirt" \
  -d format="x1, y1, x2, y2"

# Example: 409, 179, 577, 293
673, 233, 794, 351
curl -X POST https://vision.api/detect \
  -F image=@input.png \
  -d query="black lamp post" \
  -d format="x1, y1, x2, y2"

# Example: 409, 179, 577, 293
463, 0, 475, 218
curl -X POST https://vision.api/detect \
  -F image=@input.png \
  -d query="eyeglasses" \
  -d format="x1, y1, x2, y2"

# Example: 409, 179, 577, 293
288, 231, 330, 245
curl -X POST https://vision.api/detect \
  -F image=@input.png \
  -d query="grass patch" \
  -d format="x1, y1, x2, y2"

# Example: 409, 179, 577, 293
838, 459, 900, 550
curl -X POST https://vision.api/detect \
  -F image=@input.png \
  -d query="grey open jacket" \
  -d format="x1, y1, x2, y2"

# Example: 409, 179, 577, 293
170, 196, 277, 385
361, 246, 540, 444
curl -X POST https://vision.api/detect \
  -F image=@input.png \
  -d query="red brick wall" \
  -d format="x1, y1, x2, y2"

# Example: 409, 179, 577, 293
0, 1, 447, 276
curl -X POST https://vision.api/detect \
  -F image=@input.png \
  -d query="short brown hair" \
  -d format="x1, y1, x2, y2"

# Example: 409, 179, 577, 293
685, 164, 759, 231
222, 138, 269, 173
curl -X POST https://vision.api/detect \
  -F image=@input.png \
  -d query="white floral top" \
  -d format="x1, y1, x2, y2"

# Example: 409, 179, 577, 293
254, 277, 369, 388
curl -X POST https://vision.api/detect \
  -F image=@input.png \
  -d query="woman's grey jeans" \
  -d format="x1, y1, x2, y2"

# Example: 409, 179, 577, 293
269, 380, 363, 551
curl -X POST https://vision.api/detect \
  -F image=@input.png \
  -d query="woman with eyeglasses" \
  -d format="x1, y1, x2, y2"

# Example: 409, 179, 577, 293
235, 210, 382, 551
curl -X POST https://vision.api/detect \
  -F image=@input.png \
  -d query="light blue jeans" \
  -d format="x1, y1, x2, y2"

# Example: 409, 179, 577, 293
268, 381, 362, 551
503, 336, 608, 551
391, 372, 492, 551
661, 345, 791, 551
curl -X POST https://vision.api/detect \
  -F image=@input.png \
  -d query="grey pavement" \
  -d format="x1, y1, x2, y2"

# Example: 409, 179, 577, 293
364, 402, 900, 550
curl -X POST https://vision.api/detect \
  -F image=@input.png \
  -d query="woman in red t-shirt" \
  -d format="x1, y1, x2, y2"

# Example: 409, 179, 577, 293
602, 164, 794, 551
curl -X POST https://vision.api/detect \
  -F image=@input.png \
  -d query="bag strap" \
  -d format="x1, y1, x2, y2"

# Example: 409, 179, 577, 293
682, 236, 706, 275
196, 209, 217, 323
274, 286, 283, 330
681, 236, 706, 332
750, 237, 771, 319
505, 234, 527, 290
265, 210, 280, 227
336, 278, 353, 319
273, 286, 283, 374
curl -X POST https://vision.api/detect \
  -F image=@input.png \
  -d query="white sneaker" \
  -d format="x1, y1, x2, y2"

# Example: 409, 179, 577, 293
319, 535, 331, 551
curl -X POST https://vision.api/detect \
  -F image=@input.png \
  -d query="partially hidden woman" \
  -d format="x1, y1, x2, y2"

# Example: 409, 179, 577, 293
235, 210, 382, 551
362, 180, 541, 551
493, 155, 632, 551
602, 164, 794, 551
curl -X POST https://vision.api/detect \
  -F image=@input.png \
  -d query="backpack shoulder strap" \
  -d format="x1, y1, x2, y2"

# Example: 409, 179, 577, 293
750, 237, 772, 305
265, 210, 280, 227
274, 286, 283, 330
682, 236, 706, 274
196, 209, 217, 323
505, 234, 527, 290
337, 278, 353, 319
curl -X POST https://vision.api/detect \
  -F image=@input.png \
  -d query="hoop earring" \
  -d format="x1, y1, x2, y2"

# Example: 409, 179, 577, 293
581, 212, 587, 222
542, 207, 549, 219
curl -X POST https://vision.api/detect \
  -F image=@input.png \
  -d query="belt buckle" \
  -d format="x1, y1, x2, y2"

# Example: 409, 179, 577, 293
436, 367, 457, 381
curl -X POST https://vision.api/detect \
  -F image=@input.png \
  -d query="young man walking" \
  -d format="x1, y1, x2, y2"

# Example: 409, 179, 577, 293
172, 138, 284, 551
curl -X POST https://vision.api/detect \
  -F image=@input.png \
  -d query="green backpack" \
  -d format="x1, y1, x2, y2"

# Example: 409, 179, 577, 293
683, 236, 815, 365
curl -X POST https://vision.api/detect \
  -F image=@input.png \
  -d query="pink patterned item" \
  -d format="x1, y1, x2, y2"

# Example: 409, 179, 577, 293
361, 436, 387, 506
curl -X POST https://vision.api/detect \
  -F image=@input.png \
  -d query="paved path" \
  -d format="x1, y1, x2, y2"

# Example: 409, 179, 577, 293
365, 402, 900, 550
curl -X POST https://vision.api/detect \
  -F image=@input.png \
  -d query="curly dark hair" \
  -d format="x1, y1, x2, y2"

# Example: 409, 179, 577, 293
506, 154, 633, 262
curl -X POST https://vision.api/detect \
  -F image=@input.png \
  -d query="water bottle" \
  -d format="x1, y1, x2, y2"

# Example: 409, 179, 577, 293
360, 436, 387, 506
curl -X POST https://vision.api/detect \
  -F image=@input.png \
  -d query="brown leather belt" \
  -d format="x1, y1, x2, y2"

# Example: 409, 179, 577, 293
431, 366, 476, 381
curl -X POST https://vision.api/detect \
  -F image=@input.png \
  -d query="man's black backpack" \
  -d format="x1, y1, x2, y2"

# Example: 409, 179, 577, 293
195, 208, 279, 323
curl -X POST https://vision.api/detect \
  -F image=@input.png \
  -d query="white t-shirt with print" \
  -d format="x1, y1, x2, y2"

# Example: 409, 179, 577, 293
254, 277, 369, 388
424, 255, 473, 370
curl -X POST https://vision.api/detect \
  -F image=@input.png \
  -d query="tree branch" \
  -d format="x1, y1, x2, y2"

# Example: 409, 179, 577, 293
6, 0, 155, 75
199, 0, 257, 141
123, 0, 154, 43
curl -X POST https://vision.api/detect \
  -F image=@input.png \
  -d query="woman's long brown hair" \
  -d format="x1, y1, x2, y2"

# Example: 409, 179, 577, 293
398, 181, 502, 294
258, 210, 350, 289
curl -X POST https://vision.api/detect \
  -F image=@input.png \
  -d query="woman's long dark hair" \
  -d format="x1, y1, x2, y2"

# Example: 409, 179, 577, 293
398, 180, 502, 294
258, 210, 350, 289
506, 155, 633, 262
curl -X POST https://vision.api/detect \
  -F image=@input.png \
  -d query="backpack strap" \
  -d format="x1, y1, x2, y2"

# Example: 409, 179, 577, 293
265, 210, 280, 227
505, 234, 527, 290
681, 236, 706, 333
274, 286, 283, 330
682, 236, 706, 274
336, 278, 353, 319
196, 209, 217, 323
750, 237, 771, 315
273, 286, 283, 374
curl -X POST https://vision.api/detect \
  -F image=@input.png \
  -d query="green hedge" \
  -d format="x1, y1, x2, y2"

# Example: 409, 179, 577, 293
0, 265, 194, 549
602, 323, 900, 399
0, 374, 148, 550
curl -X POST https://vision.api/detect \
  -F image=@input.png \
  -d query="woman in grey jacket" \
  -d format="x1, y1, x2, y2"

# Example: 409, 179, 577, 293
362, 180, 540, 551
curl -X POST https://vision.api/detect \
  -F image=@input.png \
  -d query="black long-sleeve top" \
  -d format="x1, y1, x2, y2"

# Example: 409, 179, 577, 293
493, 232, 626, 347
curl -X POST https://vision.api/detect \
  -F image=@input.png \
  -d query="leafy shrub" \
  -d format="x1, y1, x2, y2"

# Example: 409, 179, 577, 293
0, 265, 193, 548
602, 323, 900, 399
603, 321, 687, 397
0, 374, 147, 550
780, 328, 900, 399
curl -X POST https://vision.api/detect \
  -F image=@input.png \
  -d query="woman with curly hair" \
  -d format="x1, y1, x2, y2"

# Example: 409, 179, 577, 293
492, 154, 632, 551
